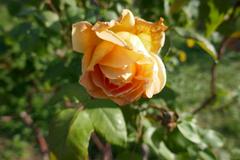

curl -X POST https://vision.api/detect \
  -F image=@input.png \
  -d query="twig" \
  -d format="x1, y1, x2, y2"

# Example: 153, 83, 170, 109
192, 36, 231, 114
142, 144, 149, 160
191, 1, 240, 114
20, 111, 49, 160
91, 133, 112, 160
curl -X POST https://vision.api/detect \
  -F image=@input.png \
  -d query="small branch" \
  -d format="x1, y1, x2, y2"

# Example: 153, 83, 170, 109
91, 133, 112, 160
192, 36, 232, 114
142, 144, 149, 160
20, 111, 49, 160
0, 115, 14, 122
192, 94, 216, 115
45, 0, 59, 15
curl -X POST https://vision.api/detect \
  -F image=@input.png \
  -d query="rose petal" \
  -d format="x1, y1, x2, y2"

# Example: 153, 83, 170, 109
92, 9, 135, 33
116, 31, 150, 56
145, 54, 166, 98
87, 41, 115, 71
72, 21, 99, 53
99, 46, 139, 68
99, 64, 136, 83
80, 72, 107, 98
90, 66, 119, 96
112, 9, 135, 31
135, 17, 167, 54
114, 81, 145, 105
135, 62, 153, 81
95, 30, 127, 47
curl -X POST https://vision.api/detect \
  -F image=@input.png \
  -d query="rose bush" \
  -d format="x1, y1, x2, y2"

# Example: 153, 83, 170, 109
72, 9, 167, 105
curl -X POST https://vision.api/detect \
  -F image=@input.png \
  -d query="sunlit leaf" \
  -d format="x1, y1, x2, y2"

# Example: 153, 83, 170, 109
177, 121, 202, 144
200, 129, 224, 148
48, 109, 94, 160
86, 99, 127, 147
174, 27, 218, 61
205, 1, 226, 37
199, 150, 217, 160
143, 127, 175, 160
42, 11, 59, 27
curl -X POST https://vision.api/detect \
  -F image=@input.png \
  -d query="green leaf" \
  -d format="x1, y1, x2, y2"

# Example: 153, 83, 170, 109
199, 150, 217, 160
159, 142, 176, 160
174, 27, 218, 61
205, 1, 226, 37
177, 121, 202, 144
143, 127, 175, 160
42, 11, 59, 27
138, 85, 178, 106
48, 109, 94, 160
200, 129, 224, 148
48, 83, 90, 105
86, 99, 127, 147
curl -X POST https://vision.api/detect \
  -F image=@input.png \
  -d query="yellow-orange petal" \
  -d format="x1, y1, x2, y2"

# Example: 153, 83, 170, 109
92, 9, 135, 33
87, 41, 115, 71
82, 48, 93, 72
135, 17, 167, 54
145, 54, 166, 98
99, 64, 136, 83
116, 31, 150, 56
99, 46, 139, 68
72, 21, 99, 53
116, 9, 135, 30
95, 30, 127, 47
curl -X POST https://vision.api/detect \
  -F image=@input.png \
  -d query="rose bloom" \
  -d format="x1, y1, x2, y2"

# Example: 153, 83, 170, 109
72, 9, 167, 106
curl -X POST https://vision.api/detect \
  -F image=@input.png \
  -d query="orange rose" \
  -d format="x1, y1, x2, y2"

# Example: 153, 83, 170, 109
72, 9, 167, 106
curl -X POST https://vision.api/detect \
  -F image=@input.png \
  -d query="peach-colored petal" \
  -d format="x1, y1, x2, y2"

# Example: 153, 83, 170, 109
110, 79, 143, 97
99, 64, 136, 83
90, 66, 119, 97
115, 81, 145, 105
145, 54, 166, 98
95, 30, 127, 47
111, 9, 135, 32
72, 21, 99, 53
90, 66, 143, 100
154, 54, 166, 91
92, 9, 135, 33
135, 62, 153, 81
92, 20, 116, 32
116, 31, 150, 56
82, 48, 93, 72
99, 46, 140, 68
135, 17, 167, 54
87, 41, 115, 71
80, 72, 107, 98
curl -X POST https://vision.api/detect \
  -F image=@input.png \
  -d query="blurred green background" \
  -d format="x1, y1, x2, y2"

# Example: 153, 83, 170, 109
0, 0, 239, 159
